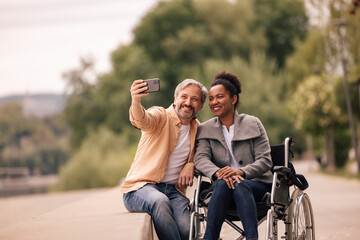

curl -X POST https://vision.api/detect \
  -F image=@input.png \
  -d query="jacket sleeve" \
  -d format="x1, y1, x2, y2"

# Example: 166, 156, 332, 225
129, 106, 165, 132
239, 118, 272, 179
194, 138, 220, 180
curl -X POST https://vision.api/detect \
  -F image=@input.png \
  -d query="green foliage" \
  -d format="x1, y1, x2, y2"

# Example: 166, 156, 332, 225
334, 124, 351, 168
60, 0, 312, 189
0, 102, 69, 175
192, 53, 293, 145
106, 44, 164, 109
343, 8, 360, 121
193, 0, 266, 61
345, 12, 360, 87
134, 0, 199, 62
53, 127, 135, 191
0, 102, 33, 146
63, 46, 162, 150
253, 0, 308, 68
64, 0, 310, 150
334, 77, 360, 119
63, 58, 101, 149
288, 75, 342, 135
285, 30, 327, 93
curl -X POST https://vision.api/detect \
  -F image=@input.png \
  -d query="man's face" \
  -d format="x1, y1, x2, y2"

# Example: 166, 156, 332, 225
174, 84, 203, 121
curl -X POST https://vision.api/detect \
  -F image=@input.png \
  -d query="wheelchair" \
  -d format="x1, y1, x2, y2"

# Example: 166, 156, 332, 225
189, 137, 315, 240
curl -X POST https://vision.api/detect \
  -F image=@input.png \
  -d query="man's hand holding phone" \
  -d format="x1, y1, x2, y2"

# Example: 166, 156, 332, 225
130, 80, 150, 104
130, 78, 160, 103
130, 79, 160, 120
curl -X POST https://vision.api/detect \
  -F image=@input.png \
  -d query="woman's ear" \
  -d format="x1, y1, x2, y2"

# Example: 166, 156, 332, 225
232, 95, 237, 105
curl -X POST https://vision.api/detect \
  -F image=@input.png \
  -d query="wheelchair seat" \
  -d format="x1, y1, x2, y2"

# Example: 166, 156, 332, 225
196, 144, 287, 222
225, 199, 270, 221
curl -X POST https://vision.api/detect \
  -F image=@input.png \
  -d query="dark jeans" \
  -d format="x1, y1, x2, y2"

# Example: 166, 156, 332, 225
204, 179, 272, 240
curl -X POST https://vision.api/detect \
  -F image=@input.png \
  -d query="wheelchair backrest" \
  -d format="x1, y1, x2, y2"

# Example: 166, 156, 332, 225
270, 144, 286, 171
270, 144, 309, 191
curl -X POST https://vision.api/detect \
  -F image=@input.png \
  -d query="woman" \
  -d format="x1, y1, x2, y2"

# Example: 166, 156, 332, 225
194, 71, 273, 240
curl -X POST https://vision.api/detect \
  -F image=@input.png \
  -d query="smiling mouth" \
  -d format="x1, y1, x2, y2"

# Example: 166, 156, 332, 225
211, 106, 221, 112
181, 105, 193, 112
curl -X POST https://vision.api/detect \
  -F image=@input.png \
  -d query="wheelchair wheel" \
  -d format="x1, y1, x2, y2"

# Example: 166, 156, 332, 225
286, 189, 315, 240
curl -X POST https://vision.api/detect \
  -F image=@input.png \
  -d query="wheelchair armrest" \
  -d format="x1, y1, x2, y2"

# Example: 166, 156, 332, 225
273, 166, 291, 175
194, 169, 204, 177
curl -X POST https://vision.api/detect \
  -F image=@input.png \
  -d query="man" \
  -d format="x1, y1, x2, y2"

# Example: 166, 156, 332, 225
120, 78, 208, 240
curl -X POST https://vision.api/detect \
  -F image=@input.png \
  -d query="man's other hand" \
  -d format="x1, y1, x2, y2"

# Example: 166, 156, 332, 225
178, 162, 195, 188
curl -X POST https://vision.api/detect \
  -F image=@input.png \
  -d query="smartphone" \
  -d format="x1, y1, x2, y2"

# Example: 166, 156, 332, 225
143, 78, 160, 93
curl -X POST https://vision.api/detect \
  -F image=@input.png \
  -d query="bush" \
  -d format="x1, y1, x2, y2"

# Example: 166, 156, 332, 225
334, 125, 351, 168
53, 127, 136, 191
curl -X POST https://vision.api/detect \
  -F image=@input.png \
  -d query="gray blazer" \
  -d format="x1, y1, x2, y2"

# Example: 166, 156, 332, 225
194, 112, 273, 184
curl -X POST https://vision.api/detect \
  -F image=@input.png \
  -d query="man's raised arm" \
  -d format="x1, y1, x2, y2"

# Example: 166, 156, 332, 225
130, 80, 149, 121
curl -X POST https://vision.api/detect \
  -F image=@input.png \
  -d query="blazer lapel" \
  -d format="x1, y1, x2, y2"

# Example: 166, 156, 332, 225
232, 112, 261, 141
197, 117, 228, 149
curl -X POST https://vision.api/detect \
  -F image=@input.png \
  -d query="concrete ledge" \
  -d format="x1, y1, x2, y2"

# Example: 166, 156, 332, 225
0, 187, 158, 240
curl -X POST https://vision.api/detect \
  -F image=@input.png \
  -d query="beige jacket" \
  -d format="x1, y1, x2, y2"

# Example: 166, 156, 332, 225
120, 105, 199, 195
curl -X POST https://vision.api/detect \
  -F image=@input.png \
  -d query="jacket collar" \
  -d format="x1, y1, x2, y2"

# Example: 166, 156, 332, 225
232, 111, 261, 141
197, 111, 261, 141
168, 105, 182, 126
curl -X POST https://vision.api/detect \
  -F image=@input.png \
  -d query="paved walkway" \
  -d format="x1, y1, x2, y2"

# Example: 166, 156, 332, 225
0, 187, 156, 240
0, 188, 108, 230
0, 160, 359, 240
299, 160, 360, 240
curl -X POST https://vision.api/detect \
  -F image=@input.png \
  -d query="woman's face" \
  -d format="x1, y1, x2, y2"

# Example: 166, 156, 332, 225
208, 84, 237, 118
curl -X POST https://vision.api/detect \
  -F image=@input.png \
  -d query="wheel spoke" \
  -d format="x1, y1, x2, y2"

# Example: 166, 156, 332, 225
287, 192, 315, 240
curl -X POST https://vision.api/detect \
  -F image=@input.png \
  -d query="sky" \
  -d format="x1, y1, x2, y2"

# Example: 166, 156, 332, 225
0, 0, 159, 98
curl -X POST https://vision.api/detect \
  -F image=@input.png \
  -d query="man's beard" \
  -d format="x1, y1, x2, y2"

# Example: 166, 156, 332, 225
177, 104, 196, 119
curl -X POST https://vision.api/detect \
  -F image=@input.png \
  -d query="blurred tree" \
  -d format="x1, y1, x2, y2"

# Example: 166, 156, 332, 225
285, 1, 360, 171
0, 102, 33, 147
134, 0, 199, 62
63, 57, 103, 150
335, 3, 360, 171
253, 0, 308, 68
102, 45, 161, 116
288, 75, 343, 171
191, 53, 295, 145
60, 0, 311, 189
53, 127, 135, 190
285, 30, 327, 93
334, 76, 359, 166
334, 124, 351, 168
133, 0, 267, 101
0, 102, 69, 175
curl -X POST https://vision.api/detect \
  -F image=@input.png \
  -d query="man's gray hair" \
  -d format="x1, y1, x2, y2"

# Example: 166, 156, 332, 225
174, 79, 208, 105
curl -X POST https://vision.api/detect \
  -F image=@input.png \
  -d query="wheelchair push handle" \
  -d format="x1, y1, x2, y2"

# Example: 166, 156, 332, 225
284, 137, 293, 168
194, 169, 204, 177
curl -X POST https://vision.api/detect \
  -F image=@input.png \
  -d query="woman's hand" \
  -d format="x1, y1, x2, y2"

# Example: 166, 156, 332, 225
215, 166, 244, 189
217, 166, 245, 179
